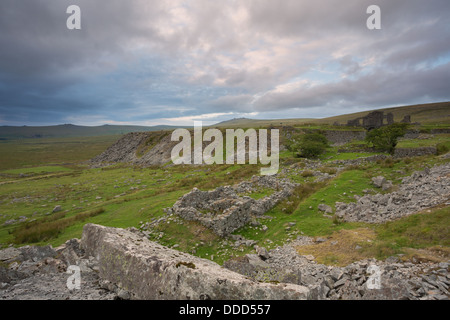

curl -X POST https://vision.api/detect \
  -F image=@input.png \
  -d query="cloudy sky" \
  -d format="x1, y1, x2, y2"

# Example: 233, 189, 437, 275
1, 0, 449, 126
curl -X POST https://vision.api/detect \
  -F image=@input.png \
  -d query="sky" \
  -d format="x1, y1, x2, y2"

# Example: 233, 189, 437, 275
1, 0, 449, 127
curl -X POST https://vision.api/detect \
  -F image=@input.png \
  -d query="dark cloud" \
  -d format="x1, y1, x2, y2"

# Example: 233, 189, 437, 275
0, 0, 449, 125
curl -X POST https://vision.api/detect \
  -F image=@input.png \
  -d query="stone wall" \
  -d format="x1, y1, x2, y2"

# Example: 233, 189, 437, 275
394, 147, 437, 158
81, 223, 311, 300
166, 176, 298, 237
324, 130, 367, 146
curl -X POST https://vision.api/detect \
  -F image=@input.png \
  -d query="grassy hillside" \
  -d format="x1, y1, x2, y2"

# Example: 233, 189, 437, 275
309, 101, 450, 125
211, 101, 450, 128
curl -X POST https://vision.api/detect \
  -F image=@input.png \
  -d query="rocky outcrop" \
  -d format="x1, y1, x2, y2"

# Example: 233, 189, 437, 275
335, 163, 450, 223
90, 131, 176, 167
81, 223, 311, 300
165, 175, 298, 236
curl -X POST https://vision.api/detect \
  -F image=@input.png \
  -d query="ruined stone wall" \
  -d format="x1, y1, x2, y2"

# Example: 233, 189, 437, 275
166, 176, 298, 237
324, 130, 367, 146
394, 147, 437, 158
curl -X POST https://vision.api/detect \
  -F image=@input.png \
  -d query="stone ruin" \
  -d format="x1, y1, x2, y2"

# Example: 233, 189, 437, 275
346, 111, 410, 130
165, 175, 298, 237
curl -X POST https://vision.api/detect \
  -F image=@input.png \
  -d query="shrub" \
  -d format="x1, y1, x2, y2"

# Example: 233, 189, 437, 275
437, 142, 450, 155
301, 170, 315, 177
13, 208, 105, 244
289, 132, 329, 159
381, 158, 394, 168
365, 123, 409, 154
320, 166, 338, 175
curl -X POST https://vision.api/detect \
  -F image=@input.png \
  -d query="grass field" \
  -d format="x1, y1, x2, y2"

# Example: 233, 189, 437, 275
0, 135, 120, 171
0, 120, 449, 266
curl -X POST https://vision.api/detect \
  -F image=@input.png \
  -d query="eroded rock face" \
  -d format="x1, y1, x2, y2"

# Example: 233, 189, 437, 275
81, 223, 311, 300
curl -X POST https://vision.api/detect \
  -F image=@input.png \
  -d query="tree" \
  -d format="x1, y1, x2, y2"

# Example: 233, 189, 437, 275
365, 123, 409, 154
288, 132, 329, 159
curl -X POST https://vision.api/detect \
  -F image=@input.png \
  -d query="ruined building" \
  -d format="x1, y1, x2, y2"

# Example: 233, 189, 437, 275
346, 111, 410, 130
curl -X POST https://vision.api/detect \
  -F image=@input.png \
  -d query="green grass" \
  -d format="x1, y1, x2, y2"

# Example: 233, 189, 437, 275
0, 135, 120, 171
397, 133, 450, 148
0, 131, 448, 267
1, 166, 73, 175
375, 206, 450, 249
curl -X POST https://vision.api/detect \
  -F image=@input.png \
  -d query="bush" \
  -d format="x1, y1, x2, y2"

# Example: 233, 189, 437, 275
289, 132, 329, 159
437, 142, 450, 155
365, 123, 409, 154
301, 170, 315, 177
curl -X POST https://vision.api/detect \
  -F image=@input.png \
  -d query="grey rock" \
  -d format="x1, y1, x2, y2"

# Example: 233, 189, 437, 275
255, 246, 270, 260
382, 180, 393, 191
372, 176, 386, 188
0, 247, 21, 262
81, 223, 311, 300
117, 289, 132, 300
318, 204, 333, 214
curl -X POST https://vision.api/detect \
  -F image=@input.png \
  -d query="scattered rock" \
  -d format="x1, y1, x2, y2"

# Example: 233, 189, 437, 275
371, 176, 386, 188
336, 164, 450, 223
255, 246, 270, 260
318, 204, 333, 214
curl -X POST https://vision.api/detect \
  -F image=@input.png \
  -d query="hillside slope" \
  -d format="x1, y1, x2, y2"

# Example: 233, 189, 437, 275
316, 101, 450, 125
210, 101, 450, 128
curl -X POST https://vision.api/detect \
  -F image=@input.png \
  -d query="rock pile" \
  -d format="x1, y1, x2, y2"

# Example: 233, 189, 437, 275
165, 175, 299, 236
0, 239, 117, 300
224, 238, 450, 300
335, 163, 450, 223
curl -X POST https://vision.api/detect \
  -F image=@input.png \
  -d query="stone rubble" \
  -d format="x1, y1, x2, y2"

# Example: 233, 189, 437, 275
224, 237, 450, 300
0, 239, 118, 300
335, 163, 450, 223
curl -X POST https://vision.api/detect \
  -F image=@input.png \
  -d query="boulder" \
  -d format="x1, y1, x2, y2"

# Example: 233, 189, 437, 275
371, 176, 386, 188
81, 223, 311, 300
255, 246, 270, 260
318, 204, 333, 214
381, 180, 393, 191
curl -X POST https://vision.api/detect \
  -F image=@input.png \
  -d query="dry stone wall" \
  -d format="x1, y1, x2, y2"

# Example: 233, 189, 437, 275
165, 175, 299, 237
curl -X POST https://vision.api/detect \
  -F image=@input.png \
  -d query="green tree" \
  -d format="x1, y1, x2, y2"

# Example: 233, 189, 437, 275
365, 123, 409, 154
288, 132, 329, 159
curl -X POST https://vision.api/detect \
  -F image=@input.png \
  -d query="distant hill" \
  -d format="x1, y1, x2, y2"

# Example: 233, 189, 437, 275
2, 101, 448, 139
0, 124, 189, 140
211, 101, 450, 128
211, 117, 314, 128
314, 101, 450, 125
